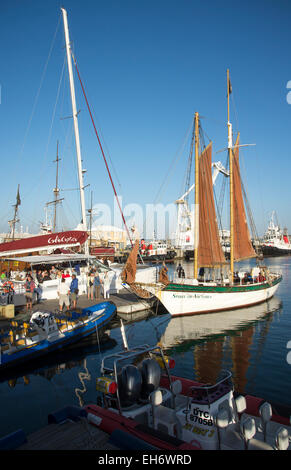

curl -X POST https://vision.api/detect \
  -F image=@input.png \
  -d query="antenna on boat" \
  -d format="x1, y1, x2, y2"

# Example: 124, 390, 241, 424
120, 319, 129, 351
61, 7, 89, 255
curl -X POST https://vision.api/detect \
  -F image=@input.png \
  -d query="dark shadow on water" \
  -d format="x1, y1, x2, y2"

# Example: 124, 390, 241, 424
0, 333, 117, 385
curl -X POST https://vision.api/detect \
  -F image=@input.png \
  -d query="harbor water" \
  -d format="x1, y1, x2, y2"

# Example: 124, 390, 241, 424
0, 256, 291, 440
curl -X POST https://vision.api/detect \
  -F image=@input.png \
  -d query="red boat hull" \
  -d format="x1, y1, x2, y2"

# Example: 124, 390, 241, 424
85, 403, 199, 450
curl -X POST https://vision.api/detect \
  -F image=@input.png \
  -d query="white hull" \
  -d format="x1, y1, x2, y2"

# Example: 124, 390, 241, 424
143, 276, 281, 316
38, 265, 157, 301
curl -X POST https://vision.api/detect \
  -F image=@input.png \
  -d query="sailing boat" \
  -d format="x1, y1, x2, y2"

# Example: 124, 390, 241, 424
125, 71, 282, 316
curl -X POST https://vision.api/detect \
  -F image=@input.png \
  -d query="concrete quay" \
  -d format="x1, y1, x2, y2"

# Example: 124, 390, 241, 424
0, 288, 154, 328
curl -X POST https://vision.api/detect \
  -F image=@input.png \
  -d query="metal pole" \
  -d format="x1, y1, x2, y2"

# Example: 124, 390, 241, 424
194, 112, 199, 279
61, 8, 88, 255
227, 69, 234, 283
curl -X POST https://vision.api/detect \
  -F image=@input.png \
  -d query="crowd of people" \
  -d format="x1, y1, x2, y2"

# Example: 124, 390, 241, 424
0, 264, 114, 312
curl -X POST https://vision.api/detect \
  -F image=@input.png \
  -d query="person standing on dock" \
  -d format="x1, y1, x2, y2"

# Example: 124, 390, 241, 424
24, 275, 35, 312
103, 271, 111, 299
93, 271, 102, 300
57, 277, 70, 311
70, 274, 79, 309
87, 271, 95, 300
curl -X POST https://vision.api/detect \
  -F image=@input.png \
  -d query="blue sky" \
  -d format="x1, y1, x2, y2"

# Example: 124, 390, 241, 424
1, 0, 291, 238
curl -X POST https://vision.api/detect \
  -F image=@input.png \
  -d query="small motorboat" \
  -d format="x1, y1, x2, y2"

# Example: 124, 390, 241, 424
86, 330, 291, 451
0, 302, 116, 371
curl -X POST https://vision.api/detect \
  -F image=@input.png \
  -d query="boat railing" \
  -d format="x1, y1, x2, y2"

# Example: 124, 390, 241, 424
188, 370, 233, 406
100, 344, 173, 414
101, 344, 159, 374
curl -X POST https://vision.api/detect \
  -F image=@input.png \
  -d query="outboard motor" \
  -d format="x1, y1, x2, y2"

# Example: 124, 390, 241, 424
118, 364, 142, 407
139, 358, 161, 400
30, 312, 58, 336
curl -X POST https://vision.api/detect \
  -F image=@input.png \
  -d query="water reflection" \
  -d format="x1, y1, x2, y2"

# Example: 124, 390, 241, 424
1, 333, 117, 387
159, 296, 282, 394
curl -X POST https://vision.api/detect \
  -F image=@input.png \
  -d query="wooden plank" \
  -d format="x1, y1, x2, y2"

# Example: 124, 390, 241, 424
18, 418, 118, 450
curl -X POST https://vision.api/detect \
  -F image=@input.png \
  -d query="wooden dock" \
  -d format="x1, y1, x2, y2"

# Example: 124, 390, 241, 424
1, 406, 156, 451
17, 417, 119, 450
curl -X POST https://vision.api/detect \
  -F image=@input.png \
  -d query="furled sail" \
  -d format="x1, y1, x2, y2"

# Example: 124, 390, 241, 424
121, 239, 140, 284
197, 142, 225, 267
232, 134, 256, 261
158, 263, 170, 285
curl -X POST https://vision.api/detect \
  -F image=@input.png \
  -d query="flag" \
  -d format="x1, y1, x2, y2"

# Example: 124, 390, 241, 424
16, 185, 21, 206
228, 78, 232, 95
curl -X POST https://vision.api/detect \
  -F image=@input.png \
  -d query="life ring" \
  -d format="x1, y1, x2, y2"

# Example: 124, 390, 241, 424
3, 281, 14, 293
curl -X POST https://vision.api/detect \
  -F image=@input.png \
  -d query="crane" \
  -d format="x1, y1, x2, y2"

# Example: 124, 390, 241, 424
173, 161, 229, 248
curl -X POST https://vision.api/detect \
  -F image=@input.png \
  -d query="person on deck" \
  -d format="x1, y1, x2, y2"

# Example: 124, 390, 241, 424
74, 263, 80, 275
177, 264, 183, 278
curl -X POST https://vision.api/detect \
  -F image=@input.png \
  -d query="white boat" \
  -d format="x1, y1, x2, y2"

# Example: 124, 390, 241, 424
123, 71, 282, 316
261, 212, 291, 256
2, 252, 156, 305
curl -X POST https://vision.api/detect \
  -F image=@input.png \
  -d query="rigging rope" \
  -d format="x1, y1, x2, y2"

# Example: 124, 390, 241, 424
18, 14, 62, 163
153, 118, 193, 205
71, 52, 134, 248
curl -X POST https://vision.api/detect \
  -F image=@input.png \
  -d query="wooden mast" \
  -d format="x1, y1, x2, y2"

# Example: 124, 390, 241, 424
194, 111, 199, 279
227, 69, 234, 283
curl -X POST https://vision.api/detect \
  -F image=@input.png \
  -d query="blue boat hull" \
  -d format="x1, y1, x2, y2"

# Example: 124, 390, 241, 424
0, 301, 116, 371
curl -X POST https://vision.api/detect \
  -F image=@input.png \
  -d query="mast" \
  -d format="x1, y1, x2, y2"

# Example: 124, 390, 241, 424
53, 141, 60, 232
61, 8, 88, 254
88, 190, 93, 250
227, 69, 234, 282
194, 111, 199, 279
8, 185, 21, 240
46, 141, 64, 232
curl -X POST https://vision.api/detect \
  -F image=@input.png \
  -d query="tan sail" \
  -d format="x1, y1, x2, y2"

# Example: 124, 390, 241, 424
121, 239, 139, 284
198, 142, 225, 268
232, 134, 256, 261
158, 264, 170, 285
